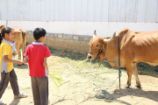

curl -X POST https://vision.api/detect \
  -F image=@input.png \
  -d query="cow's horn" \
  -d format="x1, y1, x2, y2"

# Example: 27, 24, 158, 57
0, 25, 4, 29
94, 30, 97, 35
93, 30, 97, 38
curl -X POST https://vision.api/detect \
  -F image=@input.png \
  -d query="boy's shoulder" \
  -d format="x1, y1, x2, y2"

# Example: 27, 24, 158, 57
27, 43, 49, 49
27, 43, 33, 47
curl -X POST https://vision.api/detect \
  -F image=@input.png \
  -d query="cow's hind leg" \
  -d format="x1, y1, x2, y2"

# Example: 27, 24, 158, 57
133, 63, 141, 89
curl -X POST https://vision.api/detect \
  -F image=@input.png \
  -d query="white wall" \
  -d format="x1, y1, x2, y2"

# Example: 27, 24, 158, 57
0, 0, 158, 22
0, 0, 158, 36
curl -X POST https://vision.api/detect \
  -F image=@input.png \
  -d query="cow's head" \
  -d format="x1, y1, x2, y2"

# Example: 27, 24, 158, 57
87, 31, 119, 68
0, 25, 5, 33
13, 28, 21, 34
87, 30, 110, 61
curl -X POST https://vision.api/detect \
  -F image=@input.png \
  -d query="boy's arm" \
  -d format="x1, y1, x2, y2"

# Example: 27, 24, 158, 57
23, 56, 28, 63
44, 46, 51, 76
3, 55, 23, 65
44, 58, 48, 70
23, 46, 29, 63
44, 58, 49, 76
44, 47, 51, 70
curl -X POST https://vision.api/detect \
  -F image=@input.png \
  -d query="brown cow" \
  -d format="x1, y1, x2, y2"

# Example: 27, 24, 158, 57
12, 28, 27, 60
0, 24, 5, 33
88, 29, 158, 89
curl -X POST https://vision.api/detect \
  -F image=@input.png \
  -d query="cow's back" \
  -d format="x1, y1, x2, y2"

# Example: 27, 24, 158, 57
131, 32, 158, 65
119, 31, 158, 66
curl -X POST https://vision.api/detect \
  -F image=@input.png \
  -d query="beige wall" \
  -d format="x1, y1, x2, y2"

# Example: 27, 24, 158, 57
27, 31, 92, 54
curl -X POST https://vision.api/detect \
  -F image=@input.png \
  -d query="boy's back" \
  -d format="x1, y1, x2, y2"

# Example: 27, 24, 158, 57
25, 42, 51, 77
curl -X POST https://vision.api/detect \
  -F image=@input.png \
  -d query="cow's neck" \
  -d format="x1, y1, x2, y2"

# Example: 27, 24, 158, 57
99, 42, 107, 61
105, 36, 120, 67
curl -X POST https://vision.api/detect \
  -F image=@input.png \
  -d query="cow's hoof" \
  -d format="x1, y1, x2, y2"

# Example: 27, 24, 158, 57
126, 85, 131, 88
136, 85, 142, 89
126, 83, 131, 88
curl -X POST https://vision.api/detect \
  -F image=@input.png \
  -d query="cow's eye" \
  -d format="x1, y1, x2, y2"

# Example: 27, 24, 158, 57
96, 44, 99, 47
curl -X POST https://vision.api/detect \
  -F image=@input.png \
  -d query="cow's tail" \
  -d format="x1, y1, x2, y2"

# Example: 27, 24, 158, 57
22, 31, 27, 50
0, 33, 2, 44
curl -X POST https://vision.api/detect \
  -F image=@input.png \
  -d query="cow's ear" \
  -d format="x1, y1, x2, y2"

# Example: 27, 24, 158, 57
0, 25, 4, 29
93, 30, 97, 38
119, 28, 129, 36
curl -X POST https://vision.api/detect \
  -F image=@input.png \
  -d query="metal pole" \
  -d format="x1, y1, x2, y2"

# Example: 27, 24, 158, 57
6, 20, 8, 27
117, 36, 121, 89
119, 68, 121, 89
6, 0, 8, 27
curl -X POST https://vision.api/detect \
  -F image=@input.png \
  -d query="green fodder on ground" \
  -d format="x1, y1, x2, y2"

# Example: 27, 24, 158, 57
49, 48, 122, 90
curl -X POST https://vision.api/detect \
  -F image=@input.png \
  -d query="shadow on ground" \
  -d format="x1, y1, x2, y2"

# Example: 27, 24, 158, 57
14, 64, 28, 69
137, 62, 158, 77
95, 88, 158, 105
9, 99, 20, 105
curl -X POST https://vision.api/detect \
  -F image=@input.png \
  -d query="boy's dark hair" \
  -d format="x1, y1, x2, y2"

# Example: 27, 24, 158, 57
0, 27, 12, 44
33, 28, 46, 41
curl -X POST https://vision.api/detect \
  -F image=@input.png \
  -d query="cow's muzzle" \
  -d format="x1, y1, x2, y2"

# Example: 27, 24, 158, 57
87, 53, 92, 60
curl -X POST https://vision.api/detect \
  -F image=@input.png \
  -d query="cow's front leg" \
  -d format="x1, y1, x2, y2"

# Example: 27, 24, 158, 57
126, 64, 133, 88
17, 49, 21, 60
126, 72, 132, 88
16, 44, 21, 60
133, 63, 141, 89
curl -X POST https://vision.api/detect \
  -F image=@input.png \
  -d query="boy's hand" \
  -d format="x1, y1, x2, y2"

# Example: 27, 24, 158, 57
12, 52, 17, 56
16, 61, 24, 65
4, 55, 24, 65
23, 56, 28, 63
